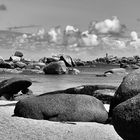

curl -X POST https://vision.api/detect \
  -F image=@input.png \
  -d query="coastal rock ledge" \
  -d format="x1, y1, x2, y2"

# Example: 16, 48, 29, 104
0, 100, 122, 140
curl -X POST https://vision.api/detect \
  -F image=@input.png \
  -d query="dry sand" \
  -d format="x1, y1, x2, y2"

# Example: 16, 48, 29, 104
0, 101, 122, 140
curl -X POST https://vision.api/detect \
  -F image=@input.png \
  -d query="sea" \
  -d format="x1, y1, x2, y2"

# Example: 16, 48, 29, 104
0, 64, 127, 95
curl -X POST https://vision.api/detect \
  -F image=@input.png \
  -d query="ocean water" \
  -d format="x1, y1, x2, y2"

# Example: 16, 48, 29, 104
0, 64, 126, 95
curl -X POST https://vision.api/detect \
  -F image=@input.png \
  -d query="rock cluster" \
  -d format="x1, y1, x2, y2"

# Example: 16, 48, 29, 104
108, 69, 140, 140
0, 52, 80, 75
12, 83, 119, 124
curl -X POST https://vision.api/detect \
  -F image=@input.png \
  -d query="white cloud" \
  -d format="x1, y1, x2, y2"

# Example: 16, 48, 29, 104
47, 26, 63, 44
79, 31, 99, 46
65, 25, 79, 34
130, 31, 138, 41
89, 16, 125, 35
101, 37, 126, 49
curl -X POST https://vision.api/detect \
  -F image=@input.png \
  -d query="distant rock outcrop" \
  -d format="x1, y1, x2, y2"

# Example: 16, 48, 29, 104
43, 61, 67, 74
60, 55, 76, 67
14, 51, 23, 58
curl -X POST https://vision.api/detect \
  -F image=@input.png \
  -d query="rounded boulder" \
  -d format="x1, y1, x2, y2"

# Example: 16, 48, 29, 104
112, 94, 140, 140
0, 77, 32, 100
109, 69, 140, 116
14, 51, 23, 57
43, 61, 67, 74
65, 85, 117, 104
14, 93, 108, 123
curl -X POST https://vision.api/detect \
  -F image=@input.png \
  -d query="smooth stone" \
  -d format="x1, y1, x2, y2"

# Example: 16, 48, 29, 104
14, 51, 23, 57
14, 94, 108, 123
43, 61, 67, 74
0, 77, 32, 100
112, 94, 140, 140
109, 69, 140, 117
64, 85, 117, 103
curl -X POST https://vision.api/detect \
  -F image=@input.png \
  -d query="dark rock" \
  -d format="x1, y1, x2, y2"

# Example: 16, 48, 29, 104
60, 55, 75, 67
14, 93, 108, 123
0, 62, 13, 69
0, 77, 32, 100
64, 85, 117, 104
120, 63, 130, 68
14, 51, 23, 57
93, 89, 116, 104
112, 94, 140, 140
109, 69, 140, 117
75, 61, 85, 66
13, 89, 34, 101
46, 57, 58, 63
96, 74, 107, 77
104, 68, 126, 75
43, 61, 67, 74
130, 64, 139, 69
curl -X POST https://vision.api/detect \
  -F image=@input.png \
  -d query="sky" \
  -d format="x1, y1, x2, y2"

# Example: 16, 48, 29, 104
0, 0, 140, 31
0, 0, 140, 60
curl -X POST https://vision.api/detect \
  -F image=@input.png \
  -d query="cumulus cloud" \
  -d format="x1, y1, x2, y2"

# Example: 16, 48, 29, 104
101, 37, 126, 49
89, 16, 126, 35
47, 26, 63, 44
65, 25, 79, 34
79, 31, 99, 46
6, 16, 140, 60
0, 4, 7, 11
128, 31, 140, 49
130, 31, 138, 41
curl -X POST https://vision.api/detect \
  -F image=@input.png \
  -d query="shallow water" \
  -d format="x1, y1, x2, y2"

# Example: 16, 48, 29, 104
0, 65, 126, 95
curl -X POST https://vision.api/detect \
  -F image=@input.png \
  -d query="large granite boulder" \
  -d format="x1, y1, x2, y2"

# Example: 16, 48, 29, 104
112, 94, 140, 140
64, 85, 117, 104
0, 101, 122, 140
43, 61, 67, 74
14, 93, 108, 123
109, 69, 140, 117
60, 55, 76, 67
0, 77, 32, 100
